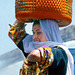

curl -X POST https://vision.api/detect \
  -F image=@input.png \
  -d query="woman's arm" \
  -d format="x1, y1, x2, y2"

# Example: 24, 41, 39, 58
27, 50, 41, 62
8, 20, 27, 45
26, 46, 68, 74
12, 20, 24, 26
20, 46, 68, 75
8, 20, 29, 57
27, 47, 54, 64
20, 46, 54, 74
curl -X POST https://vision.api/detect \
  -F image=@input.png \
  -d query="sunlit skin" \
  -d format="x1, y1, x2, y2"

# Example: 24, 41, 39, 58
32, 24, 47, 42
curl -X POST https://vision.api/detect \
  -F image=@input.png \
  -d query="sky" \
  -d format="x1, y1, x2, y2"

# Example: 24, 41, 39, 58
0, 0, 75, 56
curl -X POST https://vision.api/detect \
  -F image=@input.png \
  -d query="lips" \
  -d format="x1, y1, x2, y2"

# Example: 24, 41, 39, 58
34, 39, 40, 42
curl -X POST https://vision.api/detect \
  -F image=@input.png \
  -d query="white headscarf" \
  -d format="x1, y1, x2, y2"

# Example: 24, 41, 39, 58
22, 19, 74, 75
40, 19, 62, 42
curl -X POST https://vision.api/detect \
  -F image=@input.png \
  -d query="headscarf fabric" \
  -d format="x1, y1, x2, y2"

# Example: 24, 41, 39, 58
40, 19, 62, 42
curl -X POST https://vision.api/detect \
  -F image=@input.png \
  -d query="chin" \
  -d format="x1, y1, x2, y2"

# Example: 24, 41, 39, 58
34, 40, 40, 42
35, 41, 40, 42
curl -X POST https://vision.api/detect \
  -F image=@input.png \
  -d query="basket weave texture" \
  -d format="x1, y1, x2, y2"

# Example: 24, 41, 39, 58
15, 0, 72, 27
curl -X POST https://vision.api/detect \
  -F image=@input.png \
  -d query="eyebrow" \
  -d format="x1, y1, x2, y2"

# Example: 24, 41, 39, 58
32, 29, 40, 32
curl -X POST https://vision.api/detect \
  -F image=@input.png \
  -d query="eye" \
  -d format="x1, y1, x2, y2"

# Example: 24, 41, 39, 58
37, 32, 41, 35
33, 32, 35, 34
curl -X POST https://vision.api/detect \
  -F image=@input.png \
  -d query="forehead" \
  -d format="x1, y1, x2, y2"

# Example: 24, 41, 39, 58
32, 24, 41, 31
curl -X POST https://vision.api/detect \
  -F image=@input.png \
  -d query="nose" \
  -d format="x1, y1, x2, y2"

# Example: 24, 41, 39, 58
33, 33, 37, 40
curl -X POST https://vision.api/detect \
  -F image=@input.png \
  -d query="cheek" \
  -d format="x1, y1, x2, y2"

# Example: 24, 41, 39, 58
39, 34, 47, 42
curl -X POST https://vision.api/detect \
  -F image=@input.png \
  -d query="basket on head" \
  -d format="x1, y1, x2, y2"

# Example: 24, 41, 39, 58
15, 0, 72, 27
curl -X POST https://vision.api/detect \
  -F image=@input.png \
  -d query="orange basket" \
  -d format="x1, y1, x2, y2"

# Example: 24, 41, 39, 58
15, 0, 72, 27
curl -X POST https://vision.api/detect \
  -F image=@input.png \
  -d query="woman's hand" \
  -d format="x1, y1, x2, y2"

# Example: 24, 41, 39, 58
13, 20, 24, 26
27, 50, 41, 62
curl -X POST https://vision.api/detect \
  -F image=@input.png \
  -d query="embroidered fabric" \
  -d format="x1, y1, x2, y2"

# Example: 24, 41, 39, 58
8, 25, 26, 45
20, 46, 54, 75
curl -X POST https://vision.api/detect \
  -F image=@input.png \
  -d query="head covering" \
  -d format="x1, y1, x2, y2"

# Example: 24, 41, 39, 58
23, 19, 63, 53
40, 19, 62, 42
22, 19, 74, 75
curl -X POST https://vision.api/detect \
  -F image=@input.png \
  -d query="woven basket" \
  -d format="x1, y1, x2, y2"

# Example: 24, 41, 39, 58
15, 0, 72, 27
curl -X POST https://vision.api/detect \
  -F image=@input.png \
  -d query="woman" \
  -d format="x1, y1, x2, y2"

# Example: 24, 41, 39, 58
8, 19, 74, 75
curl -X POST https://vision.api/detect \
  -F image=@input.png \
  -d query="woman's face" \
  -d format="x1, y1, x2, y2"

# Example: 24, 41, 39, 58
32, 24, 47, 42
